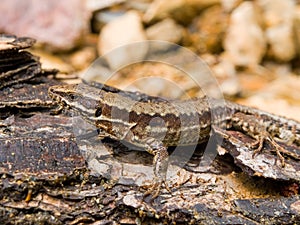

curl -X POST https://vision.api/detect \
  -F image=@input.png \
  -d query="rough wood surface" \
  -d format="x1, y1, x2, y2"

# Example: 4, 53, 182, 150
1, 109, 300, 224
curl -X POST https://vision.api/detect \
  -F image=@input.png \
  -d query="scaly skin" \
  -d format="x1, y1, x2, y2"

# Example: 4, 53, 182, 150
49, 82, 300, 197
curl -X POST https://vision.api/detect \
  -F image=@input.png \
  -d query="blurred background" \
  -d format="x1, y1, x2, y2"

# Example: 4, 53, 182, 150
1, 0, 300, 119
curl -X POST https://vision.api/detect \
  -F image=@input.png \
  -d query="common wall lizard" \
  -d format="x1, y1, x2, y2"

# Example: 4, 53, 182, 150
48, 81, 300, 197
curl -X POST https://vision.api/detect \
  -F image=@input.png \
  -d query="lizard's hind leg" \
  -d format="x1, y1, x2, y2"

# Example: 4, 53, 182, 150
232, 112, 287, 166
250, 131, 286, 167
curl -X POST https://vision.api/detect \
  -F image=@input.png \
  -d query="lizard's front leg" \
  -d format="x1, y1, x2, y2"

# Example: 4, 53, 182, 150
143, 137, 172, 198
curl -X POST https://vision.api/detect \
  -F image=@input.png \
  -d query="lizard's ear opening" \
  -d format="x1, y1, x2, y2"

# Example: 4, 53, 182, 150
95, 108, 102, 117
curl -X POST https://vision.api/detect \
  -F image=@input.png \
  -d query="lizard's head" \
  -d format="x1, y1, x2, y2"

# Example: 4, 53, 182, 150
48, 83, 135, 136
49, 82, 145, 140
48, 84, 105, 121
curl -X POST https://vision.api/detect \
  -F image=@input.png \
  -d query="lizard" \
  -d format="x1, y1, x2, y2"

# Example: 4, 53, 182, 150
48, 81, 300, 197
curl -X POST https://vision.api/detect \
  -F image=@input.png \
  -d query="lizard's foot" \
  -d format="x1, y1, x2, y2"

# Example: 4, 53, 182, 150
50, 103, 65, 115
268, 137, 286, 167
143, 178, 172, 199
250, 136, 264, 157
250, 134, 285, 167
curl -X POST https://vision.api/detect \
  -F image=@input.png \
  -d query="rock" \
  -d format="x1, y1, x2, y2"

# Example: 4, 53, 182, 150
86, 0, 125, 11
92, 10, 126, 33
242, 75, 300, 121
212, 57, 240, 96
30, 49, 74, 74
143, 0, 221, 24
188, 5, 229, 53
146, 18, 184, 43
221, 0, 243, 12
257, 0, 296, 62
0, 0, 91, 51
220, 76, 240, 97
128, 76, 185, 99
223, 1, 266, 67
98, 11, 148, 70
265, 25, 296, 61
70, 47, 97, 71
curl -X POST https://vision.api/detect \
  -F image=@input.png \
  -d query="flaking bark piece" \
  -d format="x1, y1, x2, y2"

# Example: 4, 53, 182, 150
214, 126, 300, 182
234, 196, 300, 223
0, 34, 49, 90
0, 113, 85, 180
0, 50, 41, 89
0, 34, 35, 51
0, 77, 61, 110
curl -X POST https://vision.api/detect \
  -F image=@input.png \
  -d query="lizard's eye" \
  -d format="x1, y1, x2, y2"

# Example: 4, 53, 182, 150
69, 94, 75, 100
95, 108, 102, 117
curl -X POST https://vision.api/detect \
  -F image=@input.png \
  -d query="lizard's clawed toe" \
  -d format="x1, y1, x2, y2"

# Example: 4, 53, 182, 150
142, 179, 172, 199
249, 135, 286, 167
